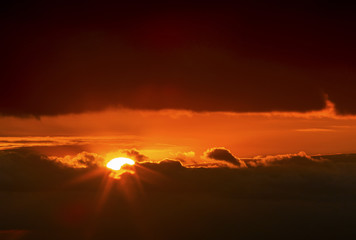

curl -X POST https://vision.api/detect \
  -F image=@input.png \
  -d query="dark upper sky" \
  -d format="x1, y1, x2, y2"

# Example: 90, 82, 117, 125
1, 1, 356, 116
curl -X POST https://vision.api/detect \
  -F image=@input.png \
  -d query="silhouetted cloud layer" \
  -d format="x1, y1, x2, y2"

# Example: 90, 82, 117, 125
1, 2, 356, 116
1, 148, 356, 239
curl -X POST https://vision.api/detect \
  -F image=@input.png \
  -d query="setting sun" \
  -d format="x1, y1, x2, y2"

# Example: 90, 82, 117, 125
106, 157, 135, 170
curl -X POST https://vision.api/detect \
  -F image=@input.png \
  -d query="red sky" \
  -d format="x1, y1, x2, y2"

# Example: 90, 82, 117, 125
1, 99, 356, 160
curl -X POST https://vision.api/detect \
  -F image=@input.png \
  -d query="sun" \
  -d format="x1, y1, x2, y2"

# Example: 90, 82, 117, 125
106, 157, 135, 171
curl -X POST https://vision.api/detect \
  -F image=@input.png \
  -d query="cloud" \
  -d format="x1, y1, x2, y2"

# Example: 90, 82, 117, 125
2, 149, 356, 239
1, 3, 356, 117
0, 149, 81, 191
0, 136, 137, 151
204, 147, 246, 167
51, 149, 149, 170
53, 152, 105, 168
139, 159, 184, 172
123, 149, 148, 162
245, 151, 326, 167
170, 151, 196, 165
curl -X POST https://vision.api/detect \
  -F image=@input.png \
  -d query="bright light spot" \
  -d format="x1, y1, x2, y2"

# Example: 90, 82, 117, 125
106, 157, 135, 170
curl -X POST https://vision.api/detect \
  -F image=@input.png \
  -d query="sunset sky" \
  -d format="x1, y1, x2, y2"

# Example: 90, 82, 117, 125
1, 1, 356, 240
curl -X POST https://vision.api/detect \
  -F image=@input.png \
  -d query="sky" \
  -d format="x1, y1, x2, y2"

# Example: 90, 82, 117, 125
1, 1, 356, 240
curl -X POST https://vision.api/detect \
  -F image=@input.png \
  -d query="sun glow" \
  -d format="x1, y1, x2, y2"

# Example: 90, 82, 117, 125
106, 157, 135, 170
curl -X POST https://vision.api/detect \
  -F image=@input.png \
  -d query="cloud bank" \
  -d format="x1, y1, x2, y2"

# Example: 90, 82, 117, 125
1, 148, 356, 239
1, 2, 356, 116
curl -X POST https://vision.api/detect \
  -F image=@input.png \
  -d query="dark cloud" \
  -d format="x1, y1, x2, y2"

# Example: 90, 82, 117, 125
2, 149, 356, 239
124, 149, 148, 162
1, 2, 356, 116
0, 149, 81, 191
244, 151, 325, 167
139, 159, 184, 173
204, 147, 246, 167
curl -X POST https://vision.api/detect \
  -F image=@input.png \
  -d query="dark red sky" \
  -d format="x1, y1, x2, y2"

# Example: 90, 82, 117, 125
1, 1, 356, 116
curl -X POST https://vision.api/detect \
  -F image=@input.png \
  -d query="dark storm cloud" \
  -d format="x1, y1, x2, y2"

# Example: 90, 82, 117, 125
1, 1, 356, 116
204, 147, 246, 167
2, 149, 356, 239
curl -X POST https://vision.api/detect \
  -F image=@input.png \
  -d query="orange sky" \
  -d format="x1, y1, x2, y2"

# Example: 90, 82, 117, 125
1, 100, 356, 159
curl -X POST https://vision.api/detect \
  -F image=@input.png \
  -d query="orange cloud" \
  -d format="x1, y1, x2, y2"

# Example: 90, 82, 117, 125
52, 152, 105, 168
